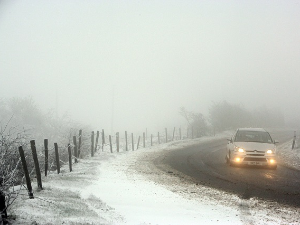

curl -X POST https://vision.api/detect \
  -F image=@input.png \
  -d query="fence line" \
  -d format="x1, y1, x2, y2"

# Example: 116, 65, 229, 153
15, 126, 191, 206
6, 126, 297, 224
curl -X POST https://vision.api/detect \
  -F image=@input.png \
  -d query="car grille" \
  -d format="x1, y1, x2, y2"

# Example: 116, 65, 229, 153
247, 153, 264, 156
243, 157, 267, 162
245, 150, 265, 156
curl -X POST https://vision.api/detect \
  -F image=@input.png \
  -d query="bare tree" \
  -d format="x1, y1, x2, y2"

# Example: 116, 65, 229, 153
179, 107, 208, 138
0, 121, 29, 221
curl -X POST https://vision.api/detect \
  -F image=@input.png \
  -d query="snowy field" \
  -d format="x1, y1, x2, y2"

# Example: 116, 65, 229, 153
8, 131, 300, 224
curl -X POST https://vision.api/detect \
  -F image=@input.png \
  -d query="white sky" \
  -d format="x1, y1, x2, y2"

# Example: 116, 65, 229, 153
1, 0, 300, 133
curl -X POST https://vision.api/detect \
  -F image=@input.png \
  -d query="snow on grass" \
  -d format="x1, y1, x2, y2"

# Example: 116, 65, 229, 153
8, 130, 300, 224
277, 133, 300, 171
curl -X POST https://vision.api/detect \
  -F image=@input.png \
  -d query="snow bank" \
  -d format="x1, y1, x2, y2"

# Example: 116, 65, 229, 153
9, 131, 300, 224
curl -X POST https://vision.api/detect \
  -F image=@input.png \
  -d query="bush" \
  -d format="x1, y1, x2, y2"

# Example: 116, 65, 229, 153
179, 107, 208, 138
0, 97, 91, 215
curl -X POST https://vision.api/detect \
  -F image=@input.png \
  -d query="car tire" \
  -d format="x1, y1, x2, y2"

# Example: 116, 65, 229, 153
225, 155, 229, 164
270, 165, 277, 170
227, 151, 234, 166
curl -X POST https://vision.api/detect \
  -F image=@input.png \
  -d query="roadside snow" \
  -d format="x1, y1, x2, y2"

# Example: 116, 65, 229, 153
9, 131, 300, 224
277, 134, 300, 171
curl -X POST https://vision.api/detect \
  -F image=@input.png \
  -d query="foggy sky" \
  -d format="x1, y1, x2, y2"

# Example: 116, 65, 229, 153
1, 0, 300, 133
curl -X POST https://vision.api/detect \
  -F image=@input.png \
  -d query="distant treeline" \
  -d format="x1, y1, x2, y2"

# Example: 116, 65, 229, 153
180, 101, 285, 136
0, 97, 90, 145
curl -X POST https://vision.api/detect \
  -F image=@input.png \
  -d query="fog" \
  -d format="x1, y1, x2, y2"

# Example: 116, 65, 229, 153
1, 0, 300, 133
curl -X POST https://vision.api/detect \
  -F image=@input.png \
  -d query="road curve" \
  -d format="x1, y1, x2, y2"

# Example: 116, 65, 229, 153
158, 130, 300, 207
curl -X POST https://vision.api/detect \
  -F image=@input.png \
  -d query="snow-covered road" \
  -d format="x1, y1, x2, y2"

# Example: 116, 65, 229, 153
10, 131, 300, 224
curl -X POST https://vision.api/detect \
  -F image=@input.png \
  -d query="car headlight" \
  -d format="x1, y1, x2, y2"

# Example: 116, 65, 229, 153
238, 148, 244, 153
235, 157, 241, 162
266, 150, 273, 154
269, 159, 276, 163
234, 146, 244, 152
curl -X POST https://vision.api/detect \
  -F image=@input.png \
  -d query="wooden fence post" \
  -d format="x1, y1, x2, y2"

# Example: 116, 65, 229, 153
116, 132, 119, 152
0, 178, 7, 221
137, 136, 141, 149
143, 132, 145, 148
78, 129, 82, 158
91, 131, 95, 157
54, 143, 60, 174
172, 127, 176, 141
73, 136, 78, 163
292, 131, 296, 149
192, 126, 194, 139
68, 144, 72, 172
109, 135, 113, 153
151, 134, 153, 146
179, 127, 182, 140
158, 132, 160, 144
18, 146, 34, 199
131, 133, 134, 151
44, 139, 48, 177
125, 131, 128, 151
95, 131, 100, 153
165, 128, 168, 143
102, 129, 105, 144
30, 140, 42, 190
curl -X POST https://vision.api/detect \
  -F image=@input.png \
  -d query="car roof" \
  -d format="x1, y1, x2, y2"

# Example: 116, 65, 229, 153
237, 128, 267, 132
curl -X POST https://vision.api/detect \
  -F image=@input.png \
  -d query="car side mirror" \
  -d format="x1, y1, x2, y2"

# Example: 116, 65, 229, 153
227, 138, 232, 143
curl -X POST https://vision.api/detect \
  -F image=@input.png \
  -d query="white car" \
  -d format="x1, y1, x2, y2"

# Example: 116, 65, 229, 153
226, 128, 278, 169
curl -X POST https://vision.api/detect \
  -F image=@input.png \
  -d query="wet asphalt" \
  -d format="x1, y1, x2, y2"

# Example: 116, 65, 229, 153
160, 130, 300, 207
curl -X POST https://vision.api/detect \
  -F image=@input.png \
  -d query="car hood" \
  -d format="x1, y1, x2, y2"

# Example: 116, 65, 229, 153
234, 142, 275, 151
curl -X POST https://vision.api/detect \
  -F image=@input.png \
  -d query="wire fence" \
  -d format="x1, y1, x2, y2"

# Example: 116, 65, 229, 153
1, 125, 208, 223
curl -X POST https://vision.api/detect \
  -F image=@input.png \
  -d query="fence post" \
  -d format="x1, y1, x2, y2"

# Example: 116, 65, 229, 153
0, 178, 7, 222
30, 140, 42, 190
151, 134, 153, 146
172, 127, 175, 141
292, 131, 296, 149
95, 130, 100, 152
18, 146, 34, 199
131, 133, 134, 151
165, 128, 168, 143
143, 132, 145, 148
116, 132, 119, 152
179, 127, 182, 140
78, 129, 82, 158
108, 135, 112, 153
137, 136, 141, 149
73, 136, 78, 163
125, 131, 128, 151
192, 126, 194, 139
158, 132, 160, 144
68, 144, 72, 172
102, 129, 105, 151
44, 139, 48, 176
54, 143, 60, 174
91, 131, 95, 157
95, 131, 100, 153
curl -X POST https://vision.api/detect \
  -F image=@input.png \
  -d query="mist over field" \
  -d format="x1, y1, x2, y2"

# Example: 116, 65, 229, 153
1, 0, 300, 133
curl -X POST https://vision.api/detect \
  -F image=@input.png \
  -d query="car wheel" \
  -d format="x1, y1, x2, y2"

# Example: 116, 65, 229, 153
227, 151, 234, 166
270, 165, 277, 170
225, 154, 229, 164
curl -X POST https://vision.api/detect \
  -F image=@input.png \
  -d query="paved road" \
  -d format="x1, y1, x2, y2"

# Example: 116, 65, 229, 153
160, 130, 300, 207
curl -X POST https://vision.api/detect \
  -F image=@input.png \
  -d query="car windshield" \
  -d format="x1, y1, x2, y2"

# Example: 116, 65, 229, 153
234, 130, 273, 143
